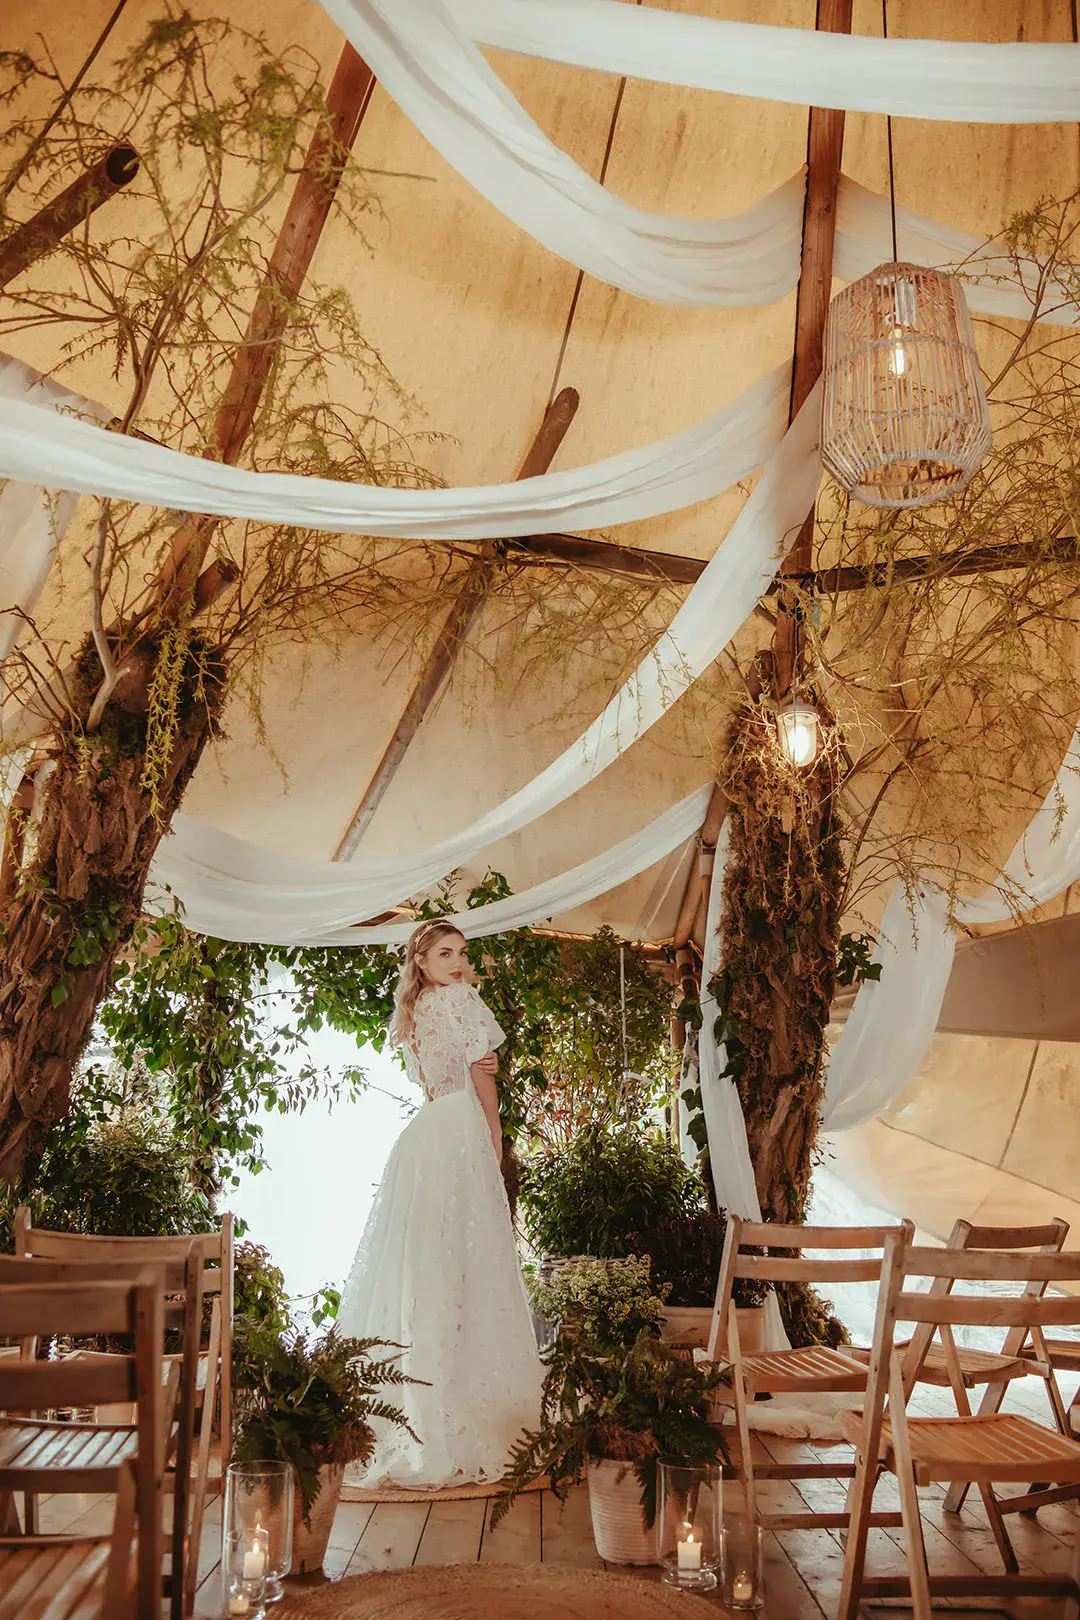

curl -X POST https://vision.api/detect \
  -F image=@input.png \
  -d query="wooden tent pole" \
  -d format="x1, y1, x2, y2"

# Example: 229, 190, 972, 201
670, 0, 853, 956
0, 145, 140, 293
156, 42, 376, 612
333, 387, 581, 860
772, 0, 854, 697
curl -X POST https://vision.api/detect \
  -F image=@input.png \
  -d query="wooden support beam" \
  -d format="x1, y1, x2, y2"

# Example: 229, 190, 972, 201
333, 388, 581, 860
772, 0, 854, 699
0, 144, 139, 293
667, 0, 853, 957
157, 43, 376, 610
504, 530, 1080, 594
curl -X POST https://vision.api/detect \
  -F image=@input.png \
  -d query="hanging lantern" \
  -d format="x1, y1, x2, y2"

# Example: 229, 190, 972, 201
775, 698, 822, 768
821, 262, 992, 509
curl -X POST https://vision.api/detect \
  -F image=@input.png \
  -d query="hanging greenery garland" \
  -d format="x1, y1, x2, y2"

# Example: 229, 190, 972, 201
712, 692, 846, 1344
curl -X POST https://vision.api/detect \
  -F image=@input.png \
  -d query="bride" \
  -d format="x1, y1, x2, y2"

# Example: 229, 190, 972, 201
336, 919, 543, 1487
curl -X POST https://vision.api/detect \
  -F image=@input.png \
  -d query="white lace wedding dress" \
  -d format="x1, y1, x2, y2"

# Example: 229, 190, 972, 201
335, 981, 543, 1487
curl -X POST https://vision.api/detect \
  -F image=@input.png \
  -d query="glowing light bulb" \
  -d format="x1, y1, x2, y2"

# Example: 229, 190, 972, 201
776, 700, 822, 768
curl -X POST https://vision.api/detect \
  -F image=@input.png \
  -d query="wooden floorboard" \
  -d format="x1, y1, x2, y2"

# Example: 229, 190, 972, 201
15, 1414, 1078, 1617
479, 1489, 541, 1564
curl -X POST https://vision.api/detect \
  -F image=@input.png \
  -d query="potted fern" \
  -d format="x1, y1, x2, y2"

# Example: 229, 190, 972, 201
233, 1323, 418, 1573
493, 1330, 728, 1565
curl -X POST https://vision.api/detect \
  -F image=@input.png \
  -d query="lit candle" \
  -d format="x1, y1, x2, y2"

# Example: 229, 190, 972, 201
732, 1569, 754, 1603
242, 1540, 267, 1581
227, 1597, 250, 1617
677, 1527, 702, 1572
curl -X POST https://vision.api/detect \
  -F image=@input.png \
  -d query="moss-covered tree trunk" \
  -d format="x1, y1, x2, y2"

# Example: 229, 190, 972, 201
716, 702, 844, 1230
0, 638, 224, 1182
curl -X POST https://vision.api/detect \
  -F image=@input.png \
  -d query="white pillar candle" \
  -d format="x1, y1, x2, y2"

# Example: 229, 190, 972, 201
242, 1542, 267, 1581
677, 1529, 702, 1571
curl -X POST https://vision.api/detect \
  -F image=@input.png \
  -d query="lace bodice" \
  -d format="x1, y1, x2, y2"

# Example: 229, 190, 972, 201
404, 982, 506, 1101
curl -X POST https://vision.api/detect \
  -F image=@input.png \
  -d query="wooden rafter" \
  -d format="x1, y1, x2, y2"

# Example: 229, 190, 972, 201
333, 388, 581, 861
155, 43, 376, 613
670, 0, 853, 952
500, 530, 1080, 594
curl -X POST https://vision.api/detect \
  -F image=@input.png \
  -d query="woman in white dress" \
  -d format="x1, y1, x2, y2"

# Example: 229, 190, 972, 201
336, 919, 543, 1487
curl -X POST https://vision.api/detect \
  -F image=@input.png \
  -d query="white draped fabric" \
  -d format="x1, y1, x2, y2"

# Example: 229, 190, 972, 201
317, 0, 1080, 314
824, 725, 1080, 1132
696, 825, 761, 1223
150, 784, 713, 945
1, 362, 823, 924
451, 0, 1080, 123
0, 367, 790, 538
0, 358, 110, 673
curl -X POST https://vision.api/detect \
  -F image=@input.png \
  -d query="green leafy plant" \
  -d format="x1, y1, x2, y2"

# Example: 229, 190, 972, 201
493, 1330, 728, 1529
623, 1211, 768, 1312
835, 932, 882, 989
4, 1105, 214, 1243
233, 1324, 419, 1521
519, 1126, 702, 1260
529, 1256, 669, 1348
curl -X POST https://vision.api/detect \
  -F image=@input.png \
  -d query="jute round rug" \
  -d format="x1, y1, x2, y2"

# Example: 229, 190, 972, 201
277, 1564, 718, 1619
340, 1474, 546, 1505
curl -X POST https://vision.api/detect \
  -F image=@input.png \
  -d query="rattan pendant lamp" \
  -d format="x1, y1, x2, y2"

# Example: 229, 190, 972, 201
821, 11, 992, 508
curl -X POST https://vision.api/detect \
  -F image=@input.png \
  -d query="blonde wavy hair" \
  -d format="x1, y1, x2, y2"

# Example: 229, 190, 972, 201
389, 920, 467, 1046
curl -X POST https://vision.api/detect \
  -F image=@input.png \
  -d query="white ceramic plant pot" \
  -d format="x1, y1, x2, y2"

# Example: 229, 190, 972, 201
586, 1457, 658, 1565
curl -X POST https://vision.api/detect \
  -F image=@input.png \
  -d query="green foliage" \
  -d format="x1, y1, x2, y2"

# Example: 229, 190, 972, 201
623, 1210, 767, 1312
519, 1126, 702, 1261
493, 1330, 728, 1529
528, 1256, 669, 1349
233, 1325, 419, 1521
96, 913, 393, 1191
835, 932, 882, 989
4, 1104, 214, 1244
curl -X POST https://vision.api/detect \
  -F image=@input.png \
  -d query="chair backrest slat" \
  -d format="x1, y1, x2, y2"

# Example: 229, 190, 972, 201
735, 1255, 885, 1284
16, 1216, 226, 1291
956, 1220, 1069, 1251
895, 1290, 1080, 1330
0, 1252, 190, 1293
733, 1222, 898, 1250
0, 1277, 142, 1338
903, 1246, 1080, 1285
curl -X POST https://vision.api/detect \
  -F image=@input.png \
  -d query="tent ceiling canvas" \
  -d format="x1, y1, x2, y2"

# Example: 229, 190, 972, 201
2, 0, 1079, 944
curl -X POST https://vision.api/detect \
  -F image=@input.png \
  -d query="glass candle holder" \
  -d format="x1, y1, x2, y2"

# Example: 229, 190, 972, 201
224, 1460, 295, 1607
720, 1520, 764, 1610
225, 1527, 268, 1617
657, 1459, 722, 1591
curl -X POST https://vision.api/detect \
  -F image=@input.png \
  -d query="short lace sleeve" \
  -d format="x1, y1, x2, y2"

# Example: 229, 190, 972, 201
411, 983, 506, 1101
459, 985, 506, 1063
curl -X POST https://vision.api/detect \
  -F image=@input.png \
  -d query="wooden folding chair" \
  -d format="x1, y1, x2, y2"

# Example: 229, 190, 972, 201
705, 1216, 913, 1532
917, 1218, 1075, 1517
13, 1211, 235, 1614
0, 1250, 198, 1618
0, 1270, 166, 1619
837, 1234, 1080, 1620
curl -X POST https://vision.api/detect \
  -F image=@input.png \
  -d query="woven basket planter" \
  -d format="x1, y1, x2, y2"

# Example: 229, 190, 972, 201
586, 1458, 658, 1566
291, 1463, 345, 1574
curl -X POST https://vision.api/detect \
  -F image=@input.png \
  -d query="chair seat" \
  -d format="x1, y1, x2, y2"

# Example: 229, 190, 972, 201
0, 1419, 136, 1492
1020, 1339, 1080, 1373
840, 1409, 1080, 1486
848, 1343, 1029, 1387
0, 1536, 111, 1620
742, 1346, 869, 1394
